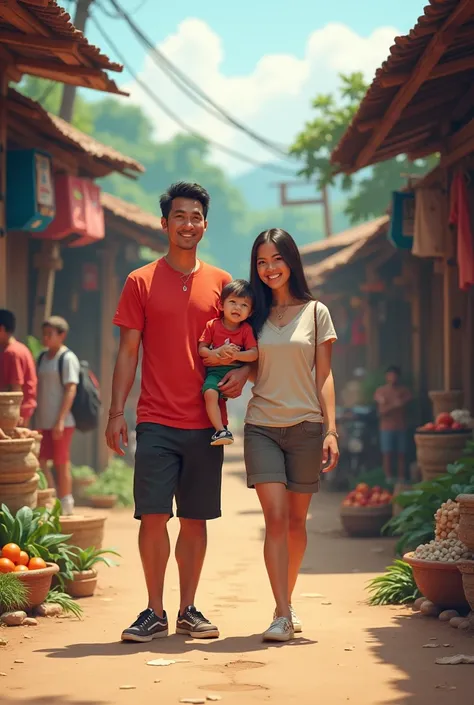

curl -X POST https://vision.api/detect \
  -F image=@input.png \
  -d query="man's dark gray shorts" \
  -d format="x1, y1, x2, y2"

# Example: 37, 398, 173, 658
134, 422, 224, 520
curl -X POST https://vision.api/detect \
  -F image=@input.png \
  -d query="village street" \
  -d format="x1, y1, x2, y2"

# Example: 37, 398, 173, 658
1, 441, 473, 705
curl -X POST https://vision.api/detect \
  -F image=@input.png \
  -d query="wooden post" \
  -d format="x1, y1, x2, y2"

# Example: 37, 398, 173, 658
97, 236, 119, 471
32, 240, 63, 337
442, 258, 452, 391
0, 69, 8, 308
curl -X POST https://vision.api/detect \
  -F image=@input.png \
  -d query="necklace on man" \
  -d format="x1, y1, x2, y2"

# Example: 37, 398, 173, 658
180, 265, 196, 292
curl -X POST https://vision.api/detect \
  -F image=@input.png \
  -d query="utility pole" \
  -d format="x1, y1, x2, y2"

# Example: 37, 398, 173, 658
59, 0, 94, 121
271, 181, 332, 238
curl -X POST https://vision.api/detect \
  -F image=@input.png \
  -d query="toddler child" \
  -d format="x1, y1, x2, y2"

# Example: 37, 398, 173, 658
199, 279, 258, 445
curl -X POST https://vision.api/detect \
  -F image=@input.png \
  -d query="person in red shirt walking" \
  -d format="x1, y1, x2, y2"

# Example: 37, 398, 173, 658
0, 310, 37, 426
106, 182, 249, 643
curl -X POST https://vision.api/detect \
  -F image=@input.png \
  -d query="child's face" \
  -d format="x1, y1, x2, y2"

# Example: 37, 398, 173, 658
42, 325, 65, 350
221, 295, 252, 324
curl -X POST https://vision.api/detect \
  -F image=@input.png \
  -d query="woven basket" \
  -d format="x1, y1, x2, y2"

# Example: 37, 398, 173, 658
0, 473, 39, 513
73, 477, 96, 506
65, 569, 98, 598
414, 431, 472, 481
0, 437, 38, 484
457, 494, 474, 552
37, 487, 57, 509
404, 552, 469, 610
16, 562, 60, 608
89, 494, 117, 509
59, 514, 107, 549
0, 392, 23, 432
429, 390, 463, 418
457, 560, 474, 612
340, 504, 393, 538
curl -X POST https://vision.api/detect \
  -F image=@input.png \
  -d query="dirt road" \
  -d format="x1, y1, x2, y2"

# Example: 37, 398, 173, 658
1, 442, 473, 705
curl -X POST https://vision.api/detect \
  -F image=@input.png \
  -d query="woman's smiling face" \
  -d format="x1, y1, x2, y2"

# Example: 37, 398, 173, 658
256, 241, 291, 291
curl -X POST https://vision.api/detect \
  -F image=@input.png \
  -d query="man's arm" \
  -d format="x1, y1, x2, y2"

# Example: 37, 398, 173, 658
106, 327, 141, 455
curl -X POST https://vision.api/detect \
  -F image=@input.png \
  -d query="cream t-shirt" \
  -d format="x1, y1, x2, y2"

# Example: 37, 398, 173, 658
245, 301, 337, 427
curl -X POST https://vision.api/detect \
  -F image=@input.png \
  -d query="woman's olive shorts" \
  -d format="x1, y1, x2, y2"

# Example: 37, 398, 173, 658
244, 421, 323, 494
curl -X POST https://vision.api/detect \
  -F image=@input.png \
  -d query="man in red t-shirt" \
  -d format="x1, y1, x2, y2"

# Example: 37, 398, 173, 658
106, 182, 250, 644
0, 310, 37, 426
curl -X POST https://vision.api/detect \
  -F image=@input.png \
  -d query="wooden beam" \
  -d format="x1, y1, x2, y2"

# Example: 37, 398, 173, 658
0, 1, 50, 35
355, 0, 474, 170
32, 241, 62, 338
451, 83, 474, 121
0, 30, 78, 53
440, 117, 474, 168
356, 89, 460, 132
15, 60, 106, 79
0, 70, 7, 308
378, 55, 474, 88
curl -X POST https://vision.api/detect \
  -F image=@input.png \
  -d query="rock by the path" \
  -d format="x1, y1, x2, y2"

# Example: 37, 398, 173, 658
119, 685, 136, 690
23, 618, 38, 627
0, 672, 7, 676
413, 597, 425, 611
420, 600, 440, 617
0, 637, 7, 646
206, 697, 222, 702
450, 616, 465, 628
1, 611, 26, 627
439, 610, 459, 622
180, 699, 206, 704
458, 620, 472, 631
436, 654, 474, 665
36, 603, 62, 617
14, 660, 24, 664
147, 658, 190, 667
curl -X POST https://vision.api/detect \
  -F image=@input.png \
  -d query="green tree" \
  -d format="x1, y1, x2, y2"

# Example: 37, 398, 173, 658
291, 73, 436, 223
17, 77, 93, 133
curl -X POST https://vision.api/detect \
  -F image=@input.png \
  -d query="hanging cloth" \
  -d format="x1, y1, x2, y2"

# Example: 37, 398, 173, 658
449, 171, 474, 291
413, 186, 448, 257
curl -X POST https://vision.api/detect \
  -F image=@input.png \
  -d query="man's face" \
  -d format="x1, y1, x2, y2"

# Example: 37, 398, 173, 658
386, 370, 399, 385
42, 325, 65, 350
0, 326, 9, 346
161, 197, 207, 251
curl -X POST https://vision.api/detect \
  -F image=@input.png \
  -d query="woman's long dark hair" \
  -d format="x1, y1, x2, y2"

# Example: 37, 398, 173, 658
250, 228, 314, 336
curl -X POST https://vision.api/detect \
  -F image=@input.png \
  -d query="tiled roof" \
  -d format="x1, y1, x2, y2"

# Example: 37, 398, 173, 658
101, 192, 167, 252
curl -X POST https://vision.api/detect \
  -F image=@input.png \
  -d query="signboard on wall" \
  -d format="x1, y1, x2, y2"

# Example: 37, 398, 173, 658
388, 191, 415, 250
6, 149, 55, 232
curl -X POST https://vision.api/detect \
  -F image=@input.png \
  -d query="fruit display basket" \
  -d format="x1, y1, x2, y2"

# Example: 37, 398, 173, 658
404, 552, 469, 610
457, 560, 474, 612
340, 504, 393, 538
414, 431, 472, 481
16, 562, 60, 608
457, 494, 474, 552
59, 514, 107, 549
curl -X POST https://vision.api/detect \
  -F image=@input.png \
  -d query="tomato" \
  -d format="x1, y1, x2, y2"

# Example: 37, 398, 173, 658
452, 422, 465, 430
436, 413, 453, 427
356, 483, 370, 495
421, 422, 436, 431
342, 499, 352, 507
435, 423, 449, 431
17, 551, 29, 566
1, 543, 21, 564
28, 557, 47, 571
13, 564, 29, 572
0, 557, 15, 573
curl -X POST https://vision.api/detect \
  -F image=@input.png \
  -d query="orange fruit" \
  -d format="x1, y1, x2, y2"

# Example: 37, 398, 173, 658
28, 557, 47, 571
17, 551, 29, 566
0, 557, 15, 573
1, 543, 21, 564
13, 564, 29, 572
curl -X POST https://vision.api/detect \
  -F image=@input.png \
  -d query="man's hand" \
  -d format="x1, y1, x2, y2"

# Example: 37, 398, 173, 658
322, 434, 339, 473
105, 415, 128, 457
52, 419, 65, 441
218, 365, 249, 399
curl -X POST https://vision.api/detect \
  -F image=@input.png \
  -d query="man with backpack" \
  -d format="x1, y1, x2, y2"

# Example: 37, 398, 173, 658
36, 316, 80, 516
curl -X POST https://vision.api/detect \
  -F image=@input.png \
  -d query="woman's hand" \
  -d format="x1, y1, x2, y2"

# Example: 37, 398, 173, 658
322, 433, 339, 473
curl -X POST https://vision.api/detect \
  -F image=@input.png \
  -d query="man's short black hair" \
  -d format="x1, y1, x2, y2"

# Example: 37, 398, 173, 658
159, 182, 210, 220
0, 309, 15, 334
221, 279, 255, 307
386, 365, 401, 376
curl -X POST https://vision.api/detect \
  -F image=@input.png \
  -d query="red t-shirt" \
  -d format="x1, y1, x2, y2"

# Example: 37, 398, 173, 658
0, 339, 37, 420
199, 318, 257, 356
113, 258, 232, 429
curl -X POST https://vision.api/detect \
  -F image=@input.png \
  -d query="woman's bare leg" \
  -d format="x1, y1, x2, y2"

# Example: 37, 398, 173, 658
287, 492, 313, 603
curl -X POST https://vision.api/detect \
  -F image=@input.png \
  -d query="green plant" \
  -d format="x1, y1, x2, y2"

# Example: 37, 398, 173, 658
0, 502, 77, 587
44, 587, 83, 619
71, 465, 96, 481
37, 470, 48, 491
70, 546, 120, 572
383, 441, 474, 554
86, 458, 133, 507
0, 573, 29, 612
26, 335, 43, 360
367, 560, 421, 605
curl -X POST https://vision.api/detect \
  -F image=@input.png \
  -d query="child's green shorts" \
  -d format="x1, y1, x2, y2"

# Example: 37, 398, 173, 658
202, 364, 240, 395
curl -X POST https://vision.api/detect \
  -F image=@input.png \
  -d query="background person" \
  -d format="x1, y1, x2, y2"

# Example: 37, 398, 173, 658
0, 309, 37, 426
374, 365, 412, 485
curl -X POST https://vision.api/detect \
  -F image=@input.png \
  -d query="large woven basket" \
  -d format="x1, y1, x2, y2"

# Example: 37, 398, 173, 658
404, 552, 469, 610
457, 560, 474, 612
429, 390, 463, 418
340, 503, 392, 538
16, 562, 59, 608
0, 473, 39, 513
0, 392, 23, 432
37, 487, 57, 510
414, 431, 472, 481
457, 494, 474, 552
59, 514, 107, 549
0, 437, 38, 484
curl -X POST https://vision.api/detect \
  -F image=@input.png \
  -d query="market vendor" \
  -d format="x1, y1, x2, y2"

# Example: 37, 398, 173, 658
374, 365, 412, 485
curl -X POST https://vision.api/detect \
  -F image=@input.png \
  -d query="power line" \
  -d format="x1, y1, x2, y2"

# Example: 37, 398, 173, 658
91, 15, 298, 176
105, 0, 291, 160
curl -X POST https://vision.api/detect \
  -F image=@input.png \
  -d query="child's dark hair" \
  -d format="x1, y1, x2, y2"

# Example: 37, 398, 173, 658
221, 279, 255, 308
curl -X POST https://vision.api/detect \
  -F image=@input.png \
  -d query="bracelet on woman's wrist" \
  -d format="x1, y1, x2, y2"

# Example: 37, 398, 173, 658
108, 411, 124, 420
324, 429, 339, 440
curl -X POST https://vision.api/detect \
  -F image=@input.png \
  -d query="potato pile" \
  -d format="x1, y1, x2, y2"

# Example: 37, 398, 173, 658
414, 537, 472, 562
435, 499, 460, 540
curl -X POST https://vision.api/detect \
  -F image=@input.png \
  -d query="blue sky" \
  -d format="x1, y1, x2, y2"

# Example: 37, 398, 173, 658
77, 0, 426, 175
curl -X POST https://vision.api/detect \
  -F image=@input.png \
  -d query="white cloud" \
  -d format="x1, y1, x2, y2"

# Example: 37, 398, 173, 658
123, 19, 399, 175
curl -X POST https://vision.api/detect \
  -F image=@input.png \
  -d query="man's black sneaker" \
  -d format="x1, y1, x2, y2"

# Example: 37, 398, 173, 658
121, 608, 168, 643
210, 429, 234, 446
176, 605, 219, 638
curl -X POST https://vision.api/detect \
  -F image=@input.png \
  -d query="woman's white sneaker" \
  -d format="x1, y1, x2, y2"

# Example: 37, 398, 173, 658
290, 605, 302, 633
263, 616, 294, 642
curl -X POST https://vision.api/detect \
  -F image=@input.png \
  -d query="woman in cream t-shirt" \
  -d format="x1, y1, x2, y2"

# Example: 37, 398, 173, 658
245, 227, 339, 643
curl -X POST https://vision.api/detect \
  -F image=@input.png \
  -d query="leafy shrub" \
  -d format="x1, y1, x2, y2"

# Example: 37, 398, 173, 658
70, 546, 120, 572
0, 573, 29, 612
71, 465, 96, 481
367, 560, 421, 605
86, 458, 133, 507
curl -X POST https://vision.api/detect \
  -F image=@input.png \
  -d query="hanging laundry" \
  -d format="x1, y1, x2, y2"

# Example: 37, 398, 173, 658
413, 186, 448, 257
449, 171, 474, 291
